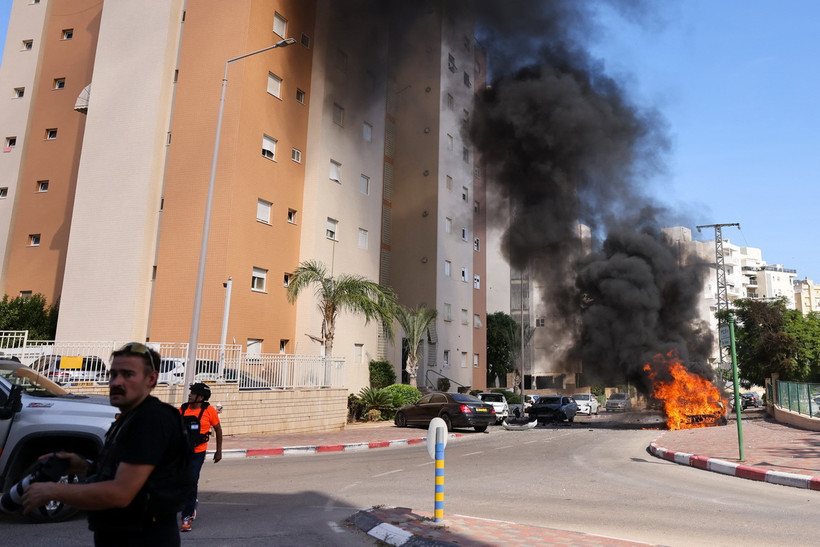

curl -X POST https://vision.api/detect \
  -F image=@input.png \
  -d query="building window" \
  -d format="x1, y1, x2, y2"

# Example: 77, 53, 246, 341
354, 343, 364, 364
462, 146, 469, 162
326, 218, 338, 240
445, 175, 453, 190
474, 201, 480, 213
444, 303, 452, 322
463, 72, 471, 88
296, 88, 305, 103
14, 87, 25, 98
474, 275, 480, 289
279, 339, 289, 353
461, 352, 468, 368
283, 273, 291, 287
0, 187, 7, 198
461, 267, 468, 282
251, 267, 267, 292
536, 318, 545, 327
473, 314, 482, 328
256, 199, 271, 223
273, 12, 287, 38
444, 260, 451, 277
443, 350, 450, 367
332, 103, 345, 126
362, 122, 372, 143
473, 237, 480, 251
358, 228, 368, 249
300, 33, 311, 48
461, 309, 468, 325
287, 209, 297, 224
53, 78, 65, 90
37, 180, 49, 192
334, 48, 348, 72
5, 137, 16, 149
267, 73, 282, 98
447, 134, 453, 150
19, 290, 33, 298
448, 53, 457, 73
461, 227, 467, 241
262, 135, 276, 160
462, 186, 469, 201
360, 174, 370, 195
329, 159, 341, 182
45, 128, 57, 140
447, 93, 454, 109
22, 40, 33, 51
28, 234, 41, 246
291, 148, 301, 163
473, 353, 479, 368
445, 217, 452, 233
62, 28, 73, 40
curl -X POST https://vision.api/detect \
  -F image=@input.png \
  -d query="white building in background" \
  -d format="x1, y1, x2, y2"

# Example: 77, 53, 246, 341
663, 227, 799, 367
794, 278, 820, 315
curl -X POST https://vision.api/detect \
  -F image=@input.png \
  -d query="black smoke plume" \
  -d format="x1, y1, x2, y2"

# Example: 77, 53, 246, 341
468, 1, 714, 390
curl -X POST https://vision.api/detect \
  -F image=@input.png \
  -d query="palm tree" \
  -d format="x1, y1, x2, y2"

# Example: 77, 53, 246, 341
396, 305, 437, 386
286, 259, 397, 357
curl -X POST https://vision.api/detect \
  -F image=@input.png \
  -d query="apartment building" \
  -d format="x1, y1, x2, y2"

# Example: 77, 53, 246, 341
0, 0, 487, 393
795, 278, 820, 315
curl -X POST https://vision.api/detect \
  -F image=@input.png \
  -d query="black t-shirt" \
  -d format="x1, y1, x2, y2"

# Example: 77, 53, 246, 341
87, 395, 187, 533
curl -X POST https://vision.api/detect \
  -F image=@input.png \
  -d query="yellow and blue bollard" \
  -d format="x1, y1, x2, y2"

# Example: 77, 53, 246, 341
434, 426, 445, 522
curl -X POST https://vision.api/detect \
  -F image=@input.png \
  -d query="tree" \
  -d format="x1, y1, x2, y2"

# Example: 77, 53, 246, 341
286, 260, 397, 357
721, 297, 816, 386
0, 294, 58, 340
486, 312, 534, 387
395, 304, 437, 386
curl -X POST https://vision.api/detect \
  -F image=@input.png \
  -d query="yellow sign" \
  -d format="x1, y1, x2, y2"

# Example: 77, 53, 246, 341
59, 356, 83, 370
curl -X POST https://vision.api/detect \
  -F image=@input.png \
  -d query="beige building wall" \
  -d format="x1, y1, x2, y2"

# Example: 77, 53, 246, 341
0, 0, 51, 296
56, 0, 184, 340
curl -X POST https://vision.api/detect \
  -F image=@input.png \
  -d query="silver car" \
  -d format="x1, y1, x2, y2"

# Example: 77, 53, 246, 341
605, 392, 631, 412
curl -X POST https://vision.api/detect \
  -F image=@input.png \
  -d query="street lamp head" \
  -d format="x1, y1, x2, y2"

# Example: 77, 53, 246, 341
276, 38, 297, 48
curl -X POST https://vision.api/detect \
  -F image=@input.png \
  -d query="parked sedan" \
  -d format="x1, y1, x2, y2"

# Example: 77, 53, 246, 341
572, 393, 599, 415
526, 395, 578, 423
605, 392, 631, 412
394, 392, 496, 432
478, 392, 509, 423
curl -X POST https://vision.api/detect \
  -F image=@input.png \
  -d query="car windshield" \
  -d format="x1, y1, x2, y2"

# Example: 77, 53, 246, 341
0, 362, 68, 397
539, 396, 562, 404
451, 393, 481, 403
573, 394, 589, 400
610, 393, 627, 400
481, 394, 503, 402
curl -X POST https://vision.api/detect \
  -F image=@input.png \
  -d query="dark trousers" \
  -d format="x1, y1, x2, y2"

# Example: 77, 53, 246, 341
183, 451, 207, 518
93, 514, 179, 546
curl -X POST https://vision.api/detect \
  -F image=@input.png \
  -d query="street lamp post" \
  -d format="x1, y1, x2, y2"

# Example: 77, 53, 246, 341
184, 38, 297, 390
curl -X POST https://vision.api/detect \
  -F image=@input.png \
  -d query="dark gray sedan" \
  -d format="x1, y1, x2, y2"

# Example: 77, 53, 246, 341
526, 395, 578, 423
394, 392, 496, 432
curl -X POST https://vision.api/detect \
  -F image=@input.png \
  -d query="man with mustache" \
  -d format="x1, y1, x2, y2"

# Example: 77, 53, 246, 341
22, 343, 188, 546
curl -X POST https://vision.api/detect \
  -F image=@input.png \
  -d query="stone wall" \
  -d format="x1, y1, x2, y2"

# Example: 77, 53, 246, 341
66, 384, 348, 435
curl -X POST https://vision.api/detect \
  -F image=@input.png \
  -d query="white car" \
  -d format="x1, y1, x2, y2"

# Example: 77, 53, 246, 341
572, 393, 600, 415
478, 392, 509, 423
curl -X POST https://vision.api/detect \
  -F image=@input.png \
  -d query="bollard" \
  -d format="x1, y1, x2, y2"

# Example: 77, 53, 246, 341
434, 426, 445, 522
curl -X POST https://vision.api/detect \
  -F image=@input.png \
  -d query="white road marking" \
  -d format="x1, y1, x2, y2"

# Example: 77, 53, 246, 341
373, 468, 403, 477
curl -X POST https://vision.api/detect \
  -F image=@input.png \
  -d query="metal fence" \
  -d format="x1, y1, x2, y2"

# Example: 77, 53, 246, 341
775, 380, 820, 417
0, 333, 344, 391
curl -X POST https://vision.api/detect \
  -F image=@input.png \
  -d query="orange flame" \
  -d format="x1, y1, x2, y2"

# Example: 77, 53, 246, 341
644, 352, 725, 430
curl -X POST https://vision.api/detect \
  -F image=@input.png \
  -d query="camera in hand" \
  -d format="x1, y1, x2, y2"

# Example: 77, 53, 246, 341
1, 454, 69, 513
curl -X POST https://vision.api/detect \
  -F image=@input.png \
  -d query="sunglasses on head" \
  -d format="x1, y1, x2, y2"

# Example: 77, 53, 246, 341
113, 342, 158, 371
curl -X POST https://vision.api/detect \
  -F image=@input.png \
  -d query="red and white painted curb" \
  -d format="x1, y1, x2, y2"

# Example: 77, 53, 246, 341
648, 441, 820, 490
213, 433, 462, 459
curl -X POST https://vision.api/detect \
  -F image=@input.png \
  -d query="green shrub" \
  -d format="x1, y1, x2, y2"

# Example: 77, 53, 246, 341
436, 377, 450, 392
347, 393, 364, 422
384, 384, 421, 409
364, 409, 382, 422
358, 386, 393, 414
369, 360, 396, 389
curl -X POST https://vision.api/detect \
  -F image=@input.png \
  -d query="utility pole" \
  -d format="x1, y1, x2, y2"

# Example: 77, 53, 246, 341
696, 223, 741, 370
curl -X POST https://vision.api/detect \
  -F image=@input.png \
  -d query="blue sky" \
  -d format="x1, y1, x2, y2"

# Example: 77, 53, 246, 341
1, 1, 817, 281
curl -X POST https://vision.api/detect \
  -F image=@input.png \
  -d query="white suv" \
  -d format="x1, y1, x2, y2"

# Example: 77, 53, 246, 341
478, 392, 509, 423
572, 393, 600, 415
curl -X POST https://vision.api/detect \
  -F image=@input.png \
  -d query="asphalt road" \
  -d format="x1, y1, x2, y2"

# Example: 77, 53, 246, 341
1, 411, 815, 546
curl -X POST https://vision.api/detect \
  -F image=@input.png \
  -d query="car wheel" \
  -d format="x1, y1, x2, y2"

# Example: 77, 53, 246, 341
440, 413, 452, 431
568, 415, 574, 423
395, 411, 407, 428
474, 425, 487, 432
16, 461, 81, 523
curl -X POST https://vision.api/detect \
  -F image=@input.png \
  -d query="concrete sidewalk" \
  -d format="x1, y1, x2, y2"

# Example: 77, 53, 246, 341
209, 414, 820, 546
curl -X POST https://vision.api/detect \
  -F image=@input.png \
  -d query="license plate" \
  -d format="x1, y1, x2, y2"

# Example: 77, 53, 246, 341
476, 408, 487, 412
